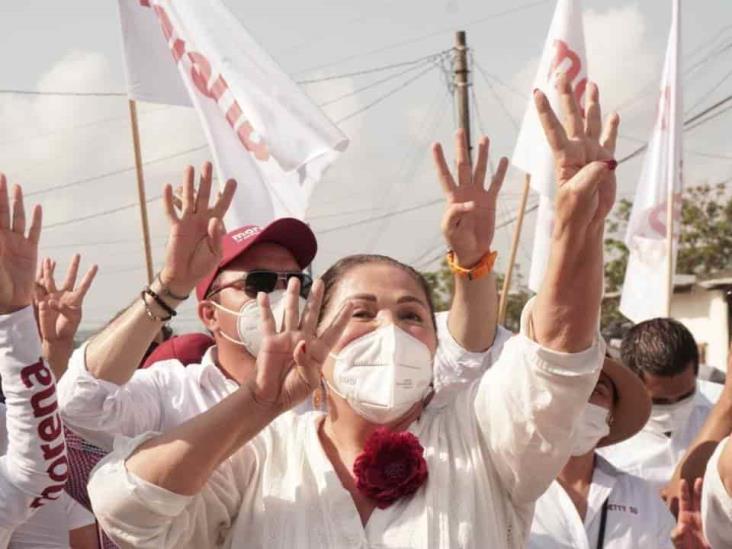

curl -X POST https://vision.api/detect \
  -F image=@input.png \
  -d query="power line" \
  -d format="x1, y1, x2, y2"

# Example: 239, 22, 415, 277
294, 0, 549, 76
44, 195, 162, 230
0, 89, 126, 97
26, 144, 208, 197
318, 56, 443, 108
296, 52, 447, 85
319, 197, 443, 235
335, 63, 438, 124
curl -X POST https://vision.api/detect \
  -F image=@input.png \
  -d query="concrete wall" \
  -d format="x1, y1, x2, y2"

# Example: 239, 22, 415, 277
672, 287, 729, 372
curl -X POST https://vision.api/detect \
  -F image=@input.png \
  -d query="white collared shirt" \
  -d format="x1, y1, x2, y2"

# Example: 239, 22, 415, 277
529, 455, 675, 549
57, 345, 239, 452
701, 436, 732, 548
598, 388, 715, 495
88, 320, 605, 549
432, 311, 513, 394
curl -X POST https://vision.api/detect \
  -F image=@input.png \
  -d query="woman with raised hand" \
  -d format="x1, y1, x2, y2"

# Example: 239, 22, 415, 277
88, 78, 619, 549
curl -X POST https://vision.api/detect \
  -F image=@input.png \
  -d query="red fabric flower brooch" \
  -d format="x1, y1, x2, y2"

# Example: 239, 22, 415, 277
353, 428, 428, 509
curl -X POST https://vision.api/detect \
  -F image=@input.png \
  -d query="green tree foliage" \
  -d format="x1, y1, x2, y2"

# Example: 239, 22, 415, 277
603, 183, 732, 336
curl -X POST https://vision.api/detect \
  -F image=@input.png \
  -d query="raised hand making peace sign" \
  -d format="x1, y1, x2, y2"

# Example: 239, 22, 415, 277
432, 129, 509, 267
0, 175, 42, 314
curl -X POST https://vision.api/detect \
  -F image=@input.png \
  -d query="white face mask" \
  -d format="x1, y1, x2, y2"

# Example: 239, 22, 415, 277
211, 290, 306, 357
646, 388, 696, 436
570, 403, 611, 456
327, 324, 434, 425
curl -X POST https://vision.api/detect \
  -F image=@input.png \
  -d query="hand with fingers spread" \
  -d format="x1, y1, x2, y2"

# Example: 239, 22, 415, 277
159, 162, 237, 298
432, 129, 509, 267
34, 254, 98, 376
671, 478, 711, 549
248, 277, 353, 413
0, 175, 42, 314
534, 76, 620, 232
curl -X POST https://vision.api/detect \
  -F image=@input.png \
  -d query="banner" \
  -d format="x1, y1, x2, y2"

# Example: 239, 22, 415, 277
511, 0, 588, 291
620, 0, 682, 322
117, 0, 349, 227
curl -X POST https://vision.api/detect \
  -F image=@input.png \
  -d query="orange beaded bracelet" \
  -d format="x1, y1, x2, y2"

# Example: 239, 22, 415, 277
446, 250, 498, 281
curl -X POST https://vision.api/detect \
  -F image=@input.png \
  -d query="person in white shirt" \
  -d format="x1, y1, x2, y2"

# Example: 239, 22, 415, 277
701, 436, 732, 547
0, 179, 69, 547
529, 355, 678, 549
599, 318, 713, 495
87, 78, 620, 548
58, 139, 509, 450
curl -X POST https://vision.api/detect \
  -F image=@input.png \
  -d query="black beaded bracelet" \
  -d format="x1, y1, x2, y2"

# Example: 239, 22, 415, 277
140, 290, 174, 322
144, 287, 178, 318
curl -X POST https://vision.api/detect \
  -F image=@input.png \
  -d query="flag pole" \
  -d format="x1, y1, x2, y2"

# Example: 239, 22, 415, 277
454, 30, 472, 160
128, 99, 155, 285
498, 173, 531, 324
665, 189, 675, 317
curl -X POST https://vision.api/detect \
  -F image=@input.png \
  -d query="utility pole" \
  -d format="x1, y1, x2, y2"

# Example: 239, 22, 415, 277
453, 31, 471, 161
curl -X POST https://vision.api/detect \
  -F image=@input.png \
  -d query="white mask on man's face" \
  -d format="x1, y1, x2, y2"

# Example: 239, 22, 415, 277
210, 290, 306, 356
645, 387, 697, 436
327, 323, 434, 425
570, 403, 611, 456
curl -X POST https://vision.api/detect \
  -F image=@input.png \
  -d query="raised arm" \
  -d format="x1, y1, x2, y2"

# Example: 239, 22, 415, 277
82, 163, 235, 384
432, 130, 508, 352
472, 78, 618, 504
88, 278, 351, 544
34, 255, 97, 379
0, 178, 69, 532
664, 353, 732, 514
532, 77, 619, 352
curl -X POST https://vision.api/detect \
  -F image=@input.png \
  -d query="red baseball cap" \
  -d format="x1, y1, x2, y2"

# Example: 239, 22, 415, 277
141, 333, 215, 369
195, 218, 317, 301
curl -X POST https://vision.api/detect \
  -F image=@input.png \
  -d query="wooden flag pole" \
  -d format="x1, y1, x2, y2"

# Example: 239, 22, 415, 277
128, 99, 155, 285
665, 191, 675, 317
498, 173, 531, 324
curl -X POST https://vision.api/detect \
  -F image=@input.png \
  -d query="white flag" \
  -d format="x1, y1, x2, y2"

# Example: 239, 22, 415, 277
117, 0, 348, 228
511, 0, 588, 292
619, 0, 682, 322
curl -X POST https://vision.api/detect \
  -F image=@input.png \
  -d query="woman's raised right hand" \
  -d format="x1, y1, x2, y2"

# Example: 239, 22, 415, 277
247, 277, 352, 413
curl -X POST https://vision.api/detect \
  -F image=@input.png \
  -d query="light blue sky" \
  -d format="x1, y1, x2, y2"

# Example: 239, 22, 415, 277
0, 0, 730, 331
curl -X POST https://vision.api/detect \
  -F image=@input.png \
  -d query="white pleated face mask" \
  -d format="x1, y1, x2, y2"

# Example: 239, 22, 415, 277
570, 403, 611, 456
211, 290, 306, 356
646, 388, 696, 436
327, 323, 434, 424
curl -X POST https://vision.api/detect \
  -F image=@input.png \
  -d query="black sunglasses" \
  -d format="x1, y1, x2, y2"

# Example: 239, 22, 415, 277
206, 270, 313, 300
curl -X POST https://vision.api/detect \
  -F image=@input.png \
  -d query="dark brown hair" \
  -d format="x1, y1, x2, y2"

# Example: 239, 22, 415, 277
319, 254, 437, 329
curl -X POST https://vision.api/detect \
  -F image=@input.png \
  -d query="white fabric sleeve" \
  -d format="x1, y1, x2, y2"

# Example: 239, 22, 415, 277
702, 436, 732, 548
64, 492, 96, 530
473, 299, 604, 505
57, 343, 165, 451
0, 306, 69, 532
89, 433, 253, 549
433, 310, 513, 393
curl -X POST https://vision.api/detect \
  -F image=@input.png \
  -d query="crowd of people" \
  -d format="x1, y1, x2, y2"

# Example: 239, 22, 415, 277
1, 78, 732, 548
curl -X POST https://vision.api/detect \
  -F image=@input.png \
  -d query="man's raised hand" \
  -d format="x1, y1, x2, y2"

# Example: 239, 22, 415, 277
159, 162, 236, 298
0, 176, 42, 314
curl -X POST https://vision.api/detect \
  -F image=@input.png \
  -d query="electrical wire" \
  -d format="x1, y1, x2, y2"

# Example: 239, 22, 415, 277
44, 195, 162, 230
334, 63, 438, 124
26, 144, 208, 197
0, 89, 125, 97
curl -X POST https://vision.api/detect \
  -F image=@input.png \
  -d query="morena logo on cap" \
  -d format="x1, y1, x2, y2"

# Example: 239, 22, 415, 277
231, 227, 262, 243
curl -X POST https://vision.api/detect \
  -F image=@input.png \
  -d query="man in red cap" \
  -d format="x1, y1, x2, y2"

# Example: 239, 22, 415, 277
56, 163, 320, 450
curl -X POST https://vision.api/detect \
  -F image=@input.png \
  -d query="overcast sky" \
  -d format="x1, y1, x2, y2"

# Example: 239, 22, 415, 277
0, 0, 730, 332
